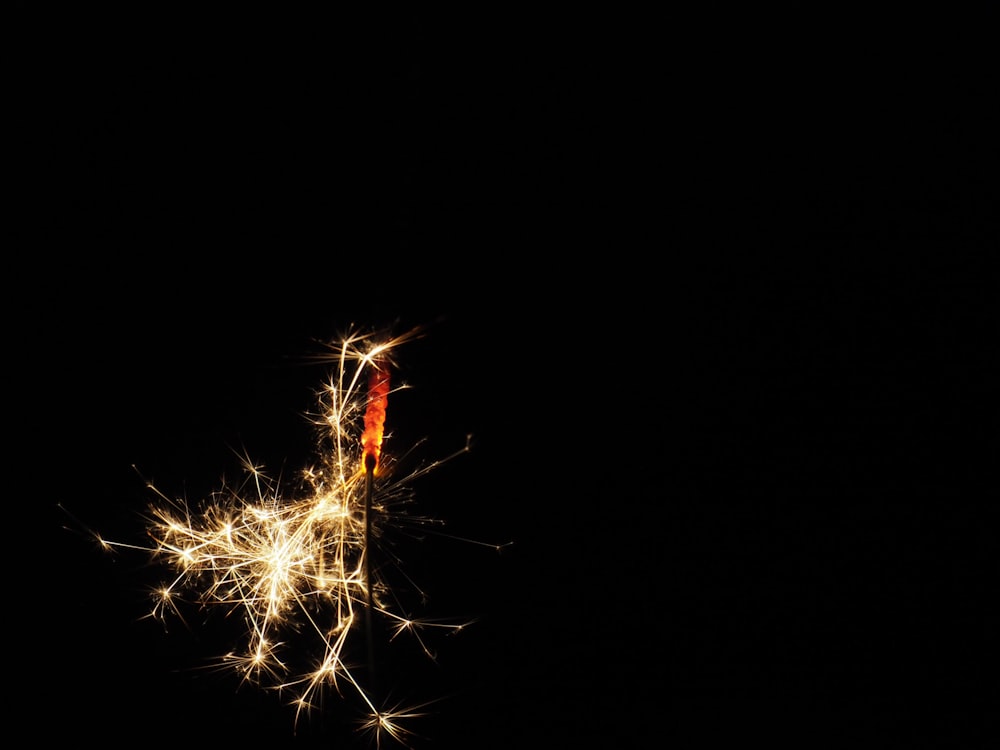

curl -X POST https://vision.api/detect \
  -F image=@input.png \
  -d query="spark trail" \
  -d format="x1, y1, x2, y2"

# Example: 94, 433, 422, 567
91, 326, 484, 746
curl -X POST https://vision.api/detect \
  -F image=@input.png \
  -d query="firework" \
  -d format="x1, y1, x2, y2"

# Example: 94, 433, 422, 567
90, 326, 486, 745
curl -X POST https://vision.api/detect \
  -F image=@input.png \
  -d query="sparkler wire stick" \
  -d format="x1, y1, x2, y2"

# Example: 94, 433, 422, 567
361, 355, 390, 703
364, 455, 377, 698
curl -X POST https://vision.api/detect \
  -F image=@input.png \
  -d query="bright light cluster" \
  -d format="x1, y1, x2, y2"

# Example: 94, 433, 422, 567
97, 327, 479, 746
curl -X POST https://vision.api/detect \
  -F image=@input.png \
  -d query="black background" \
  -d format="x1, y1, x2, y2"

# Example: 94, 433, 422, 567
14, 6, 995, 748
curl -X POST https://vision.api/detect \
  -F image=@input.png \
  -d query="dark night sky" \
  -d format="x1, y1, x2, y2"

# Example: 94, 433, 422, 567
13, 6, 996, 748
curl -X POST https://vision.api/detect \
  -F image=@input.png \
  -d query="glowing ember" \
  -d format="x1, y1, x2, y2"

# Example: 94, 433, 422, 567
362, 357, 390, 474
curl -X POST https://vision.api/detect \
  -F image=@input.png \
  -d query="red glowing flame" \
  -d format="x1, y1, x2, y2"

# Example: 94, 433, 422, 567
361, 358, 390, 474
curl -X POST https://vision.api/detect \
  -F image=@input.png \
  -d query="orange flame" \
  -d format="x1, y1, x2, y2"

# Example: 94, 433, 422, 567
361, 357, 390, 474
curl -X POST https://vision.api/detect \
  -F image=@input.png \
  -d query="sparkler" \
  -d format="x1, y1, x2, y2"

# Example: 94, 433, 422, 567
362, 352, 390, 701
87, 326, 491, 746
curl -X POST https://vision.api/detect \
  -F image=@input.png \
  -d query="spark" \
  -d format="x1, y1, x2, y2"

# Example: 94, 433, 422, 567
357, 697, 442, 749
92, 325, 485, 743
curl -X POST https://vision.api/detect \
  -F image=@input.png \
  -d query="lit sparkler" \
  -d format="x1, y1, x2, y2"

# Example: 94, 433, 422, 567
88, 326, 490, 746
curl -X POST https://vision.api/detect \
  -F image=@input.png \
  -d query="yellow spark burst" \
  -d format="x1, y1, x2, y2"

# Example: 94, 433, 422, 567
93, 325, 488, 743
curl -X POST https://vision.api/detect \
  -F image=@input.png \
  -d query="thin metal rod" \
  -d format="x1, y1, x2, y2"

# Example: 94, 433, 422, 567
364, 455, 377, 701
